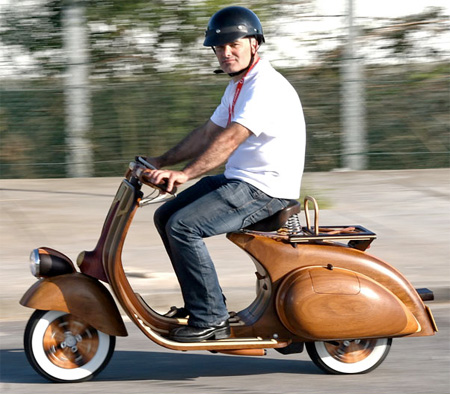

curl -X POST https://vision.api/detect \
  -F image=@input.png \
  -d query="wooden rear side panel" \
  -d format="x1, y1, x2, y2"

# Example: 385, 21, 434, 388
228, 232, 436, 338
276, 266, 419, 340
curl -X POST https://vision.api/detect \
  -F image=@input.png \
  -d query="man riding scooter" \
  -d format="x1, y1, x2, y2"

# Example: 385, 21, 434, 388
20, 6, 437, 383
143, 6, 306, 342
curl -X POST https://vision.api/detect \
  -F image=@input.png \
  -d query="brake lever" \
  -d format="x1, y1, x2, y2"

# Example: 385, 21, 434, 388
139, 190, 176, 207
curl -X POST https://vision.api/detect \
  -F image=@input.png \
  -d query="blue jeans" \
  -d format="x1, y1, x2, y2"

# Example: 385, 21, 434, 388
154, 174, 289, 328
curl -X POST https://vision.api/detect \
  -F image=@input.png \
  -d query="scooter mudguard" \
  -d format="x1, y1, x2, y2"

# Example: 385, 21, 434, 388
20, 272, 127, 337
276, 266, 419, 340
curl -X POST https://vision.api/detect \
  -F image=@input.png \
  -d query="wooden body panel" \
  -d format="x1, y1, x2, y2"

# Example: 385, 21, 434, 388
276, 266, 419, 340
77, 201, 120, 283
227, 232, 436, 339
20, 273, 127, 337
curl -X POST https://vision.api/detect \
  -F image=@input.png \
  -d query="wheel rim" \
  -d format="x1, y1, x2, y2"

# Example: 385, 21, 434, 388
43, 314, 99, 369
324, 339, 378, 364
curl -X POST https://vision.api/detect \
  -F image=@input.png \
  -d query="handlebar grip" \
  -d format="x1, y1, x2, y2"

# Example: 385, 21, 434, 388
135, 156, 158, 170
133, 156, 177, 195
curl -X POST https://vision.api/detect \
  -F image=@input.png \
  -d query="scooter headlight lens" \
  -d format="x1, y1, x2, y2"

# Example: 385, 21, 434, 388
29, 249, 41, 277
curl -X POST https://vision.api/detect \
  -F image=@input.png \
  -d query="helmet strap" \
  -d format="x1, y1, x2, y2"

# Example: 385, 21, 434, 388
226, 53, 254, 77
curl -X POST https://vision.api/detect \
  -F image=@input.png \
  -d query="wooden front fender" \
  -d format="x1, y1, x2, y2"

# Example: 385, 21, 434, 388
20, 273, 127, 337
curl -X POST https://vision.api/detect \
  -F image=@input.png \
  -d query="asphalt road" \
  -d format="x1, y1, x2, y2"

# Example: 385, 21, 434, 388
0, 303, 448, 394
1, 169, 449, 393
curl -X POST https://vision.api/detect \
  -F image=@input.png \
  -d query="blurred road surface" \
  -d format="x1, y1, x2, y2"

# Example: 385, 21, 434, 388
0, 304, 448, 393
1, 169, 449, 392
1, 169, 448, 320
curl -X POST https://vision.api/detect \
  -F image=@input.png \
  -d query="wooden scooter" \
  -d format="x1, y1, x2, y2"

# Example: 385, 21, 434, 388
20, 157, 438, 382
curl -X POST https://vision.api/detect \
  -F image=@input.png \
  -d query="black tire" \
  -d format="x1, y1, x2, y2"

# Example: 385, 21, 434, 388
24, 310, 115, 383
306, 338, 392, 374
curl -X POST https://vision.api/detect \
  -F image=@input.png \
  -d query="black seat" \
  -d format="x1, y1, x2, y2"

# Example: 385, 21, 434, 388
243, 199, 301, 232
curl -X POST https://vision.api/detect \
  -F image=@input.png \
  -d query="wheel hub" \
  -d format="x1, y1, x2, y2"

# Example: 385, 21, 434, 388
324, 339, 376, 363
63, 332, 78, 348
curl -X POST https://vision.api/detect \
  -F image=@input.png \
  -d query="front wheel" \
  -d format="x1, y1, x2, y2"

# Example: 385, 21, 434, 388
306, 338, 392, 374
24, 310, 115, 383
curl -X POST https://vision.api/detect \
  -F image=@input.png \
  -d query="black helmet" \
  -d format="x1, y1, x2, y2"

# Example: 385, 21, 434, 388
203, 6, 265, 47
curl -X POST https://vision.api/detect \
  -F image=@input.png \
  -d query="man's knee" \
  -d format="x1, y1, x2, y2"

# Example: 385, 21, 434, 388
154, 204, 170, 233
166, 211, 201, 241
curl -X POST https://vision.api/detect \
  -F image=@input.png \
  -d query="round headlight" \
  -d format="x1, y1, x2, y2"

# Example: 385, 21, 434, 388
28, 248, 76, 278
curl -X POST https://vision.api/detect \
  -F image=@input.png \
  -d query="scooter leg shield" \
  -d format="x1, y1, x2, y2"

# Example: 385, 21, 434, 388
20, 273, 127, 337
276, 266, 419, 340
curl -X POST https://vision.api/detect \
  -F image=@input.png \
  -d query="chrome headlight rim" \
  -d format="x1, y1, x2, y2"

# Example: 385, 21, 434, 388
29, 248, 41, 277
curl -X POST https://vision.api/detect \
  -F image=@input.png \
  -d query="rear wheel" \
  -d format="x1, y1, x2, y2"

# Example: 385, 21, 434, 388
306, 338, 392, 374
24, 310, 115, 382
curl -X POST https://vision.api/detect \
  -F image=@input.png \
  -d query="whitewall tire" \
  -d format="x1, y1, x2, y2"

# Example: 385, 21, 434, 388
306, 338, 392, 374
24, 310, 115, 382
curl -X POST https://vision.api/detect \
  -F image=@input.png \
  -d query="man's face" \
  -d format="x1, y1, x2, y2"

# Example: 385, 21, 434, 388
214, 37, 258, 76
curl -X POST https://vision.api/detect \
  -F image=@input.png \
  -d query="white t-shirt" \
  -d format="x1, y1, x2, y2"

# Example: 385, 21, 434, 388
210, 59, 306, 199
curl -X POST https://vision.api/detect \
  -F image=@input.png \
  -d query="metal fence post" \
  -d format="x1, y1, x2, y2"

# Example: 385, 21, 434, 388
62, 0, 93, 177
341, 0, 367, 170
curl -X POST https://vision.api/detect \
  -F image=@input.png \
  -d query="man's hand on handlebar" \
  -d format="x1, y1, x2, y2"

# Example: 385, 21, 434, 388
143, 169, 188, 194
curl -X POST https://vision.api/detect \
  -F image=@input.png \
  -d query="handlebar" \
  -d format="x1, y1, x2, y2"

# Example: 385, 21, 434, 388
135, 156, 158, 171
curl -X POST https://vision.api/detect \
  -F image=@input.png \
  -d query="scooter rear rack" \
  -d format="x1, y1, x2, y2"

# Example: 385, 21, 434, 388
290, 225, 376, 250
243, 196, 377, 251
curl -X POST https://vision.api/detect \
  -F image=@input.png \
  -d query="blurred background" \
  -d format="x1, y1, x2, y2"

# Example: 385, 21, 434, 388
0, 0, 449, 179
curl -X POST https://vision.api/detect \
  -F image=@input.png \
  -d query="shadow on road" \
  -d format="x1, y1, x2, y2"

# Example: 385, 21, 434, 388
0, 348, 320, 384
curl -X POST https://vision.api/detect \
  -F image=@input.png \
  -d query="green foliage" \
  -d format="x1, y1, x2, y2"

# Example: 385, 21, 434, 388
89, 73, 225, 176
0, 1, 448, 178
0, 81, 66, 178
376, 7, 450, 57
286, 67, 342, 171
1, 61, 448, 178
1, 0, 313, 78
0, 0, 64, 75
365, 63, 450, 169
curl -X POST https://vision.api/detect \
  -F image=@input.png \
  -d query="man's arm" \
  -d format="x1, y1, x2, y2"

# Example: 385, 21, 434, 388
147, 122, 252, 192
183, 122, 251, 179
150, 120, 224, 168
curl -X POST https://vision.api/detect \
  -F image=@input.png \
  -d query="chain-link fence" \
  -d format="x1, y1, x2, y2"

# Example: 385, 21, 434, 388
1, 1, 449, 178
